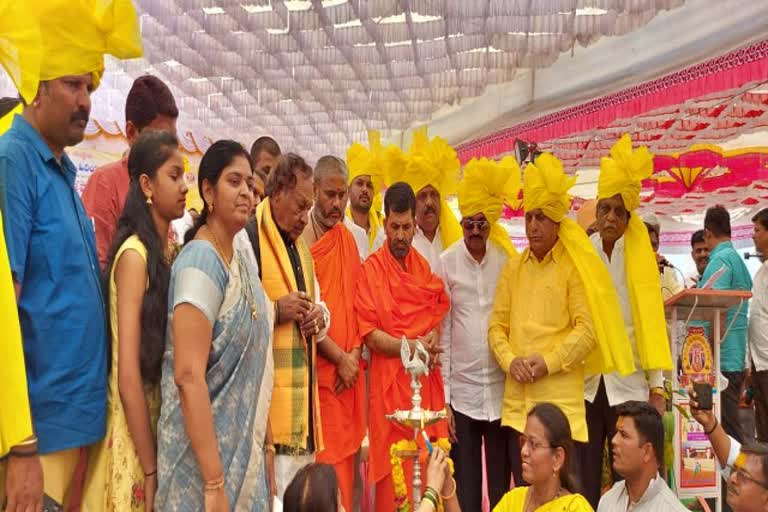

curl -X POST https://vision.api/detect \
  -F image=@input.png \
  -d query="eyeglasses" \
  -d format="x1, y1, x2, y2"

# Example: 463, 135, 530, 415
462, 219, 490, 232
729, 455, 768, 489
519, 435, 553, 452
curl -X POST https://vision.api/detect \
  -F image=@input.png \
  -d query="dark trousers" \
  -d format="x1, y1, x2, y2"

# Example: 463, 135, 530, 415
578, 380, 621, 510
752, 367, 768, 443
450, 408, 514, 511
722, 370, 746, 444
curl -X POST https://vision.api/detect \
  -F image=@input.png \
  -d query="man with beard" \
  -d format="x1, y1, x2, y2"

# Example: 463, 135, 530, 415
438, 156, 519, 510
689, 387, 768, 512
580, 134, 673, 509
394, 128, 463, 271
301, 156, 366, 511
355, 182, 450, 511
489, 153, 634, 489
346, 131, 389, 254
688, 229, 710, 287
255, 153, 330, 495
0, 1, 142, 508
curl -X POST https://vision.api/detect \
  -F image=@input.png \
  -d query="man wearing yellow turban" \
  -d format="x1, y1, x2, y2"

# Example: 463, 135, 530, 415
488, 153, 635, 486
391, 127, 463, 271
346, 131, 390, 254
0, 1, 142, 508
437, 156, 519, 509
580, 134, 673, 508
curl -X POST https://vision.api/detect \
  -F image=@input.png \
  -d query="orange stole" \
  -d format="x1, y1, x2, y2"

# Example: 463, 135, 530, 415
310, 223, 366, 465
355, 246, 450, 484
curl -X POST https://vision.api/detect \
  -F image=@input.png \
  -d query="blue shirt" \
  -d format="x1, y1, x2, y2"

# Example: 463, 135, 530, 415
700, 241, 752, 372
0, 115, 107, 454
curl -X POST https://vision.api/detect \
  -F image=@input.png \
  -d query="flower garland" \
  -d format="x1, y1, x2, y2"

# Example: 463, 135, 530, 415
390, 437, 454, 512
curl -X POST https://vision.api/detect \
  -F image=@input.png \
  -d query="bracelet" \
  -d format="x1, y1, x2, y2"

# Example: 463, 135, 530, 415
422, 488, 438, 510
440, 477, 457, 500
650, 387, 665, 398
144, 470, 157, 478
274, 302, 281, 324
9, 449, 38, 458
15, 436, 38, 447
204, 476, 225, 493
705, 418, 719, 436
265, 444, 276, 454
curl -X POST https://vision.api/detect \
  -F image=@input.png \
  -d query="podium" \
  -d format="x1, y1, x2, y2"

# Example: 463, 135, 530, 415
665, 289, 752, 512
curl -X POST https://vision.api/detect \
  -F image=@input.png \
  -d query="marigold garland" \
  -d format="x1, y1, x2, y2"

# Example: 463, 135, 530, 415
390, 437, 454, 512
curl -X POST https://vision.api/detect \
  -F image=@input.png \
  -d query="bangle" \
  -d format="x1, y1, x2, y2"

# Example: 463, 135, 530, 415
705, 418, 719, 436
265, 444, 276, 454
144, 470, 157, 478
204, 476, 225, 493
15, 436, 38, 447
274, 302, 281, 324
650, 387, 665, 398
440, 477, 457, 500
422, 488, 438, 510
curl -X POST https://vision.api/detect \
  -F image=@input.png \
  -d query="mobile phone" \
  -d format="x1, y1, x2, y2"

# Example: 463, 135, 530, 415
693, 382, 713, 410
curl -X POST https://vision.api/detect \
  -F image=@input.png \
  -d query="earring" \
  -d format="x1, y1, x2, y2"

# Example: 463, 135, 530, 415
146, 196, 153, 205
209, 203, 214, 214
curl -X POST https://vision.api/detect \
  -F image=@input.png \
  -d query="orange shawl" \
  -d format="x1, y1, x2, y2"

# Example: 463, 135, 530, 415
311, 223, 366, 464
355, 244, 450, 483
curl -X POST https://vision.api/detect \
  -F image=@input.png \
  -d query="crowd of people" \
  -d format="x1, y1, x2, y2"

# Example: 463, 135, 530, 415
2, 3, 768, 512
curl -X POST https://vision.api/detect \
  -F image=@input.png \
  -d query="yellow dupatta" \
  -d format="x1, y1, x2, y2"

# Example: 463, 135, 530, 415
598, 134, 673, 371
524, 154, 635, 376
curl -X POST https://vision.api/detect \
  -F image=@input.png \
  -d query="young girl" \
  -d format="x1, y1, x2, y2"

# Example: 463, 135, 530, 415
85, 130, 187, 511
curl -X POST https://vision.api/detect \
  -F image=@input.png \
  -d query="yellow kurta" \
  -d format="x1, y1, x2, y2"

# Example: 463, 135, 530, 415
488, 240, 595, 442
493, 487, 594, 512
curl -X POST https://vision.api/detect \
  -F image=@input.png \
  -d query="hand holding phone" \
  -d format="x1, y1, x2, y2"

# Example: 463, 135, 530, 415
693, 382, 713, 410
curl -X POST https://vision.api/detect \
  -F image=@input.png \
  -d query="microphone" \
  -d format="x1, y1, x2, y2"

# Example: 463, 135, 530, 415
744, 252, 764, 260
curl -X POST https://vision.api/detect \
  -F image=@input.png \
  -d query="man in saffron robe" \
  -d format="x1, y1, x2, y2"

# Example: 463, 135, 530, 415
356, 181, 450, 511
302, 156, 366, 511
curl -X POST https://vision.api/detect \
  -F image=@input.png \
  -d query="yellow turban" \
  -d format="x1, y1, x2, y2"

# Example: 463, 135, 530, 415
38, 0, 142, 89
346, 130, 397, 250
0, 0, 42, 104
392, 126, 462, 249
458, 156, 520, 257
598, 134, 672, 371
524, 152, 636, 376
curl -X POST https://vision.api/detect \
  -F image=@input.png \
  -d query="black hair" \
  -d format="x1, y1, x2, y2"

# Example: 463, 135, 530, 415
265, 153, 313, 198
250, 136, 281, 162
615, 400, 665, 472
0, 97, 21, 118
104, 130, 179, 384
752, 208, 768, 231
283, 463, 339, 512
125, 75, 178, 131
645, 222, 659, 238
384, 181, 416, 217
691, 229, 705, 247
741, 443, 768, 485
704, 205, 731, 238
527, 403, 580, 494
184, 140, 254, 244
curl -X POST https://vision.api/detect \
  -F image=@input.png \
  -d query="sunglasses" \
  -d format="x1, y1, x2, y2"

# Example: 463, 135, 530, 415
462, 219, 490, 232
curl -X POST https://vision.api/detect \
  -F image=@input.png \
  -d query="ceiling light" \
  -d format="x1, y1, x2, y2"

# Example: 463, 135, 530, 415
163, 59, 181, 67
241, 3, 273, 14
322, 0, 347, 6
284, 1, 311, 11
575, 7, 608, 15
267, 27, 289, 34
334, 19, 362, 29
202, 6, 226, 15
188, 77, 209, 83
384, 39, 411, 47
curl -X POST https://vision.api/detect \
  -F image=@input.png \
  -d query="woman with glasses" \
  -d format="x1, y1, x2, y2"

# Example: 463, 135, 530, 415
494, 403, 592, 512
689, 386, 768, 512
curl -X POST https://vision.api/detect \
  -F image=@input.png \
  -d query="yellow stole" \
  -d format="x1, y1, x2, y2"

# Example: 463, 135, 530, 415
256, 199, 322, 450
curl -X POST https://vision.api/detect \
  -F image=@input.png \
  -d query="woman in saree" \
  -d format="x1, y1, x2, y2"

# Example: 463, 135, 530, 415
156, 140, 275, 511
495, 403, 593, 512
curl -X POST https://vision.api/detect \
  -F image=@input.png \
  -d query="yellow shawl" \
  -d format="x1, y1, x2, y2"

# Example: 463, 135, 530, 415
524, 154, 635, 376
598, 134, 672, 371
457, 156, 520, 256
256, 199, 322, 450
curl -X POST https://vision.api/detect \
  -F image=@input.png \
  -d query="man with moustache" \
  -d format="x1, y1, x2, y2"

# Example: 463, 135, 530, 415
346, 131, 389, 253
355, 182, 450, 510
301, 156, 366, 511
581, 134, 673, 509
0, 1, 142, 508
394, 128, 463, 271
489, 153, 634, 488
689, 388, 768, 512
688, 230, 710, 287
255, 153, 331, 495
438, 156, 519, 510
250, 135, 281, 175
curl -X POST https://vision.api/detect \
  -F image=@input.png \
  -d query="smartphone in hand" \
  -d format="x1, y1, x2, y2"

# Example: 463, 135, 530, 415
693, 382, 713, 410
